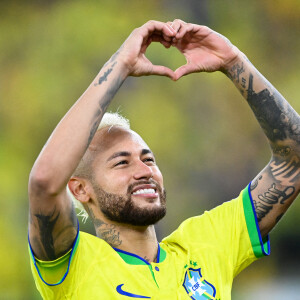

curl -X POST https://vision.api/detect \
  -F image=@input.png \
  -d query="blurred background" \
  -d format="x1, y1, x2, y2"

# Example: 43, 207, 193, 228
1, 0, 299, 299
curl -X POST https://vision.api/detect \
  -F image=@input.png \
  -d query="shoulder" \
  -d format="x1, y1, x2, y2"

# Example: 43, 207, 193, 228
162, 189, 245, 247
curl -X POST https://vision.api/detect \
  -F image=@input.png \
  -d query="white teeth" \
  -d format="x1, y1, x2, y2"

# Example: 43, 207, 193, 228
132, 188, 156, 195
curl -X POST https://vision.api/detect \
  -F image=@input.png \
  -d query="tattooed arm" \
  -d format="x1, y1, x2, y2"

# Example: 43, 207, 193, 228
171, 19, 300, 237
226, 57, 300, 237
28, 21, 177, 260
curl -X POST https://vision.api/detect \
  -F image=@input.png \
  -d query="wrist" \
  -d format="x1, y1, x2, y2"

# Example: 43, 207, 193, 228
221, 48, 246, 74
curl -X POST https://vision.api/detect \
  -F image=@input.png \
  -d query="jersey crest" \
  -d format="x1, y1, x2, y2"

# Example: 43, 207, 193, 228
183, 268, 216, 300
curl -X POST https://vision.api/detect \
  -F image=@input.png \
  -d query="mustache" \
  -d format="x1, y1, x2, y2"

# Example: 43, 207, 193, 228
127, 179, 163, 195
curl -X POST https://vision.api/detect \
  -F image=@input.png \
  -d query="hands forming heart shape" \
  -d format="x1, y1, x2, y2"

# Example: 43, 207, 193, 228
118, 19, 240, 81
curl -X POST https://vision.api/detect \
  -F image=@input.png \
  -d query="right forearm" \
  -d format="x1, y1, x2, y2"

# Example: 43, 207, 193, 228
30, 55, 128, 193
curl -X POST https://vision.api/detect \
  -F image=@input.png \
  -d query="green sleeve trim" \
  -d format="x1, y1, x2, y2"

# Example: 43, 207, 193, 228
28, 221, 80, 286
242, 184, 270, 258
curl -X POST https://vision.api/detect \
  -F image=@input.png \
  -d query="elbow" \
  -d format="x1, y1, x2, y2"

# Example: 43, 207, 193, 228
29, 165, 64, 197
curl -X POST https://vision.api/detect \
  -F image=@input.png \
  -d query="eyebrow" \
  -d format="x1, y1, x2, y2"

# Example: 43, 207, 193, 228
106, 149, 153, 162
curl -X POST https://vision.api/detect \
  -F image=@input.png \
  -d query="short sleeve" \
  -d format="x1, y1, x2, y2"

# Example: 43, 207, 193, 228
28, 226, 80, 287
162, 184, 270, 277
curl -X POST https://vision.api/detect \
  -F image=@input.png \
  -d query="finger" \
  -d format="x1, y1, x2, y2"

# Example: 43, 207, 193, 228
174, 64, 197, 80
150, 34, 172, 48
139, 20, 177, 40
140, 27, 173, 52
174, 22, 195, 40
150, 29, 173, 42
170, 19, 184, 33
151, 65, 176, 80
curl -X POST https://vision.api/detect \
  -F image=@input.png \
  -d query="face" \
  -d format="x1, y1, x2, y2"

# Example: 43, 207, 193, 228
88, 126, 166, 226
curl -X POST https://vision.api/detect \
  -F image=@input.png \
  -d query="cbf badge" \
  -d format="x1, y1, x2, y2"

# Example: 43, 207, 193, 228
183, 268, 216, 300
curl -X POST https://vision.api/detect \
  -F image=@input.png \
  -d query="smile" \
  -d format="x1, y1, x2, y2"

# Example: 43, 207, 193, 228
132, 188, 156, 195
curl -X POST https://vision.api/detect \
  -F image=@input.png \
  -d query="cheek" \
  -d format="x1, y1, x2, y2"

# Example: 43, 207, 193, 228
153, 167, 164, 186
99, 170, 131, 194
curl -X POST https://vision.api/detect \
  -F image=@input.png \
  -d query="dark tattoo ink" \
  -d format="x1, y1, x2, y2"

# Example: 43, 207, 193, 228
247, 73, 288, 142
34, 210, 60, 260
246, 72, 300, 147
87, 74, 125, 148
270, 156, 300, 184
95, 62, 117, 86
251, 175, 262, 191
275, 213, 284, 224
228, 62, 245, 84
271, 145, 291, 157
258, 183, 294, 205
241, 77, 246, 88
89, 209, 122, 247
103, 45, 123, 67
255, 183, 295, 222
253, 199, 272, 223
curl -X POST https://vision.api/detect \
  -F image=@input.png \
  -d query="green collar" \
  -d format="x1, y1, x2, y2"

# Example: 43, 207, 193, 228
114, 243, 166, 265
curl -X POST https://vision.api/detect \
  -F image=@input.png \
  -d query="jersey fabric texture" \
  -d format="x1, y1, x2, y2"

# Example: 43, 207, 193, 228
29, 184, 270, 300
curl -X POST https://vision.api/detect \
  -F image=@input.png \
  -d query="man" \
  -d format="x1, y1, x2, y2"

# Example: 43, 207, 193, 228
28, 20, 300, 299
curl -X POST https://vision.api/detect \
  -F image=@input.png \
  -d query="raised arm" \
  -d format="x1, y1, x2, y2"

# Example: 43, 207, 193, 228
171, 19, 300, 237
28, 21, 177, 260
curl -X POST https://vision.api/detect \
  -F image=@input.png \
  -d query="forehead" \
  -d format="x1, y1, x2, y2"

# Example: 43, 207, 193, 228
89, 126, 150, 157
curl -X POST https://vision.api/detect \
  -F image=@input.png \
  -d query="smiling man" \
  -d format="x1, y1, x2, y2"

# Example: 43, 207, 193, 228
28, 20, 300, 299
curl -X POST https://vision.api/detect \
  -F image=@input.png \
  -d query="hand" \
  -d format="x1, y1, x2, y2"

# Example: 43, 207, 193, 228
117, 20, 177, 80
169, 20, 240, 80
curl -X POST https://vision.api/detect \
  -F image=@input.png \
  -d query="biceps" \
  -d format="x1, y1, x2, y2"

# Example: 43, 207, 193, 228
250, 155, 300, 237
28, 190, 78, 261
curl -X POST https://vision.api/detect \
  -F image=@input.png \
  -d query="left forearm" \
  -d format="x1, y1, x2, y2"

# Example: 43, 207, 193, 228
225, 52, 300, 155
224, 52, 300, 236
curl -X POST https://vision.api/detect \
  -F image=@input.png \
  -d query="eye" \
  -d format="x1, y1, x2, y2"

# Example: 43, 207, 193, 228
114, 160, 128, 167
143, 157, 155, 165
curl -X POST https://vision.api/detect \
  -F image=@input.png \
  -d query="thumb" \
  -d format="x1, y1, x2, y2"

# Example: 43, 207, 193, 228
174, 63, 198, 80
150, 65, 176, 80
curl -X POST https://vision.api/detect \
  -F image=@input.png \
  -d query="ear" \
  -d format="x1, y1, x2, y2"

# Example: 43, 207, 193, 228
68, 177, 91, 204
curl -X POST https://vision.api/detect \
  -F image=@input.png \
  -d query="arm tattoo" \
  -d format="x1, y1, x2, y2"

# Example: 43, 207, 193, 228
275, 213, 284, 224
87, 62, 125, 147
94, 62, 117, 86
89, 209, 122, 247
227, 62, 245, 84
246, 73, 300, 145
270, 155, 300, 184
250, 175, 262, 191
258, 183, 295, 205
34, 209, 60, 260
247, 74, 288, 142
254, 182, 295, 222
228, 61, 300, 230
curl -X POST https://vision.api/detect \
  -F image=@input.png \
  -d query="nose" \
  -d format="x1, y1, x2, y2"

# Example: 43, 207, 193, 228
133, 160, 153, 180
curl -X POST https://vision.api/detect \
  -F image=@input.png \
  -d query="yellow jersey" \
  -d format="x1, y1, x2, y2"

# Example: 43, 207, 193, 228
29, 185, 270, 299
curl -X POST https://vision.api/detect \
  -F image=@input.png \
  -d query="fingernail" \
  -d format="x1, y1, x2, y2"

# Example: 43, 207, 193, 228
167, 24, 176, 32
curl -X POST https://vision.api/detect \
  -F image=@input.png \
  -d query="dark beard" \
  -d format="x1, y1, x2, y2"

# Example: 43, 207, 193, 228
91, 179, 167, 226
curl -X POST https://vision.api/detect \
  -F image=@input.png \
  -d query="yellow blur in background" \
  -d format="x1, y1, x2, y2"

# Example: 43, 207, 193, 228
0, 0, 299, 299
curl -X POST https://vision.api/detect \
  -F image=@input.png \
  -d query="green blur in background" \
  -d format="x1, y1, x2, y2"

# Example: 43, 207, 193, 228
0, 0, 299, 299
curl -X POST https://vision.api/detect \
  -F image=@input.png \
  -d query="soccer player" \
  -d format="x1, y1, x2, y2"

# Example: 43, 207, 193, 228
28, 20, 300, 299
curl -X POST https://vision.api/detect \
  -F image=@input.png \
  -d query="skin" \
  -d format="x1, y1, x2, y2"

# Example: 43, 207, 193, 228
28, 19, 299, 263
69, 127, 165, 260
29, 21, 177, 261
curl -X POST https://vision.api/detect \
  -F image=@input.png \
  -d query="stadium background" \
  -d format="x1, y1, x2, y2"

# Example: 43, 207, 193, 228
0, 0, 299, 299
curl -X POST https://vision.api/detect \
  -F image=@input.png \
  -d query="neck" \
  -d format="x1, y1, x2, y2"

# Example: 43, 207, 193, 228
89, 209, 159, 263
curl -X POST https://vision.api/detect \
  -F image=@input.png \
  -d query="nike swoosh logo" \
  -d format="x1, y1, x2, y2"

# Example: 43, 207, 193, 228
116, 284, 151, 298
